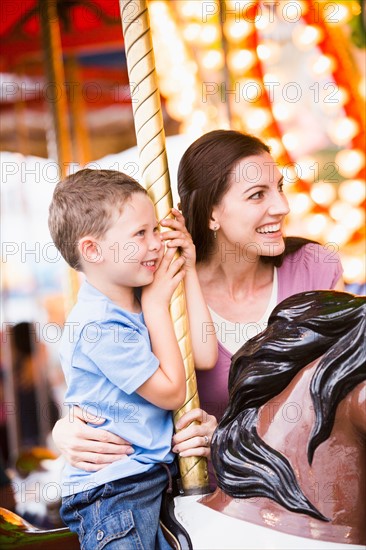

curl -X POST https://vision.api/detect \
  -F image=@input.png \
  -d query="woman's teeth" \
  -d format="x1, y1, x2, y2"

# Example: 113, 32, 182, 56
256, 224, 280, 234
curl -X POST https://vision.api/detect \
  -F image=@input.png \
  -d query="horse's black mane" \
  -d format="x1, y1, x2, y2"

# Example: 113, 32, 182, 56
211, 291, 366, 521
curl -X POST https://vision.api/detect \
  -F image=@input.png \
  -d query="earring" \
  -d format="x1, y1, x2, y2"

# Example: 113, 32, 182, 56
213, 225, 219, 239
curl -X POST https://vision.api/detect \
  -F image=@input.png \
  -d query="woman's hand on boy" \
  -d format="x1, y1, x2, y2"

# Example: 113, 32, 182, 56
52, 406, 133, 471
160, 208, 196, 271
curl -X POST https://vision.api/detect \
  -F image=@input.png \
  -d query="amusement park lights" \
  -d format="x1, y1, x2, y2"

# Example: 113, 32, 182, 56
338, 179, 366, 206
335, 149, 365, 178
224, 20, 252, 41
292, 24, 324, 50
328, 117, 360, 146
148, 0, 365, 283
310, 53, 336, 75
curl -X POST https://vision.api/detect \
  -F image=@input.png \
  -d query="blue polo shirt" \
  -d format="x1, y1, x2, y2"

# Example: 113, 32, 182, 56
60, 280, 174, 497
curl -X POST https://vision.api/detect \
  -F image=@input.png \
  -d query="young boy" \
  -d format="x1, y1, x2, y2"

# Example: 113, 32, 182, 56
48, 169, 217, 550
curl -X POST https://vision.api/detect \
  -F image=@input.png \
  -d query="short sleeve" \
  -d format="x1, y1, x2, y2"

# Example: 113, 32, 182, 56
302, 243, 343, 289
278, 243, 344, 302
74, 321, 159, 395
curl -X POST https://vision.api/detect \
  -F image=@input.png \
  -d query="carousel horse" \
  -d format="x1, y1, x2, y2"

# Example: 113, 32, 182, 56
175, 290, 365, 549
1, 290, 365, 549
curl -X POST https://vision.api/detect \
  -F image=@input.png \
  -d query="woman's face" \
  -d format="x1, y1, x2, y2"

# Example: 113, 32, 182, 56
210, 153, 290, 259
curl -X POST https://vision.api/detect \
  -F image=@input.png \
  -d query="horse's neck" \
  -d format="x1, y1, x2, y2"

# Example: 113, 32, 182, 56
204, 362, 366, 545
257, 360, 316, 470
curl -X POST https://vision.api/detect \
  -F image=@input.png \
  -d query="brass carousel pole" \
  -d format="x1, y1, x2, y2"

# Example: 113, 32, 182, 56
119, 0, 209, 494
39, 0, 79, 307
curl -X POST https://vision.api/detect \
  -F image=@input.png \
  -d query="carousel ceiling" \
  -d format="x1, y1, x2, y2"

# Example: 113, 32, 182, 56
0, 0, 178, 157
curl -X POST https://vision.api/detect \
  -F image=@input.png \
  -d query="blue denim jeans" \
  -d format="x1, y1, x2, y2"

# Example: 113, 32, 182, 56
60, 463, 176, 550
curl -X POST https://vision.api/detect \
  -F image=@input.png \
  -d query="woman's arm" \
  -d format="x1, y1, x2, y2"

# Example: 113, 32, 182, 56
52, 406, 133, 470
333, 277, 345, 291
183, 266, 218, 370
160, 209, 218, 370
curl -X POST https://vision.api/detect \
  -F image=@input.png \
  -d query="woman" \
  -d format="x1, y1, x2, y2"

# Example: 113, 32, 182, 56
52, 130, 344, 470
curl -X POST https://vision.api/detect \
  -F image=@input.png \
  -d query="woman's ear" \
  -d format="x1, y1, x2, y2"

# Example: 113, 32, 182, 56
78, 237, 103, 265
209, 210, 220, 231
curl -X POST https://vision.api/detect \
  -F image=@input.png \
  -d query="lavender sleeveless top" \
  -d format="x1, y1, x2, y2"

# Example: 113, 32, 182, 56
197, 244, 343, 423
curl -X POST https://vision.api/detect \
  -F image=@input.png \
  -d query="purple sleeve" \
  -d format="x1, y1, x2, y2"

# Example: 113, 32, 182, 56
277, 243, 343, 303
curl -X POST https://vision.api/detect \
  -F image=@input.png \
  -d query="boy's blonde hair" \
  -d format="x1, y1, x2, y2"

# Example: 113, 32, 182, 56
48, 169, 147, 270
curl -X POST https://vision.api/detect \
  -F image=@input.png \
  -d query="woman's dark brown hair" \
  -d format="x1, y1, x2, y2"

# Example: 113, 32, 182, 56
177, 129, 314, 264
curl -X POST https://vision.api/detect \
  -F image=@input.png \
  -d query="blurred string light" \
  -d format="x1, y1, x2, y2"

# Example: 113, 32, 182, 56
220, 0, 297, 176
289, 192, 313, 215
335, 149, 365, 178
292, 24, 324, 50
310, 54, 336, 75
310, 181, 337, 206
150, 0, 230, 136
297, 0, 365, 282
328, 117, 360, 146
338, 179, 366, 205
149, 1, 206, 135
201, 49, 224, 70
277, 0, 365, 283
225, 20, 253, 41
149, 0, 365, 283
149, 3, 192, 96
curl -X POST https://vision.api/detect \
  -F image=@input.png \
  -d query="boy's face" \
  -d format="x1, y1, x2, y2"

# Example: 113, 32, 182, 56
93, 193, 163, 288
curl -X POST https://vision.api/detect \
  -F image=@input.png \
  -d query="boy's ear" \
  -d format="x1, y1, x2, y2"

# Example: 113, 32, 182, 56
78, 236, 103, 264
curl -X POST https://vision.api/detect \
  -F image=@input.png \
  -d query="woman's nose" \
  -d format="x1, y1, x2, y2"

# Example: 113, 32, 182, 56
269, 192, 290, 216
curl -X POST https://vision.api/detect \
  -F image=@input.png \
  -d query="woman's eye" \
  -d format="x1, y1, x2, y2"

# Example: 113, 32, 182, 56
153, 226, 160, 233
249, 191, 263, 200
136, 230, 145, 236
278, 183, 284, 193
